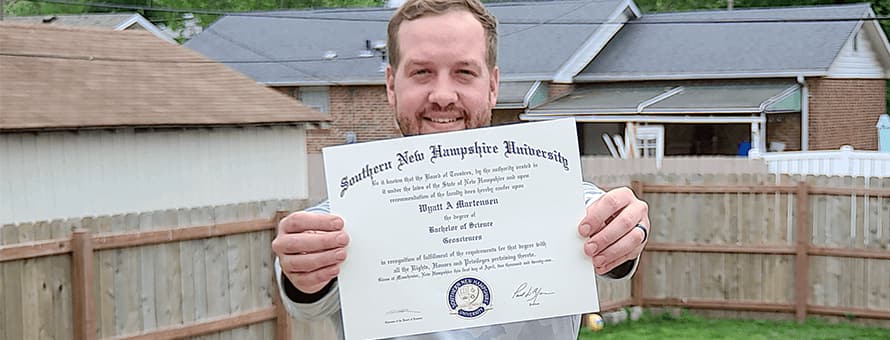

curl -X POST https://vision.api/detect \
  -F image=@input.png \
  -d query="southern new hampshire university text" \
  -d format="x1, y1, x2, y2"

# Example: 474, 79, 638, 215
338, 140, 571, 198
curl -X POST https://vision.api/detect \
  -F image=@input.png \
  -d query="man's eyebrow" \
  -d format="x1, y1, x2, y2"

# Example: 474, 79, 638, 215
455, 60, 483, 69
403, 59, 431, 67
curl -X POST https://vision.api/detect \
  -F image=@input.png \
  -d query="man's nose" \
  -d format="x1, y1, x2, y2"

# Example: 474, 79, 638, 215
427, 75, 458, 108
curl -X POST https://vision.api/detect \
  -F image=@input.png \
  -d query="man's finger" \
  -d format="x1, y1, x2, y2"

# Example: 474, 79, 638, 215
578, 187, 635, 238
585, 200, 647, 257
272, 231, 350, 255
588, 227, 646, 274
279, 211, 344, 234
280, 247, 348, 273
287, 264, 342, 294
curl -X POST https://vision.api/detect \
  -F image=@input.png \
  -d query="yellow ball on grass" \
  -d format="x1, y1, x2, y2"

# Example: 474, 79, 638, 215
585, 313, 604, 331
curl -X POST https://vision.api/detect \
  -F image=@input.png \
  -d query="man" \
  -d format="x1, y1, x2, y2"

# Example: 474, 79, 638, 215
272, 0, 650, 338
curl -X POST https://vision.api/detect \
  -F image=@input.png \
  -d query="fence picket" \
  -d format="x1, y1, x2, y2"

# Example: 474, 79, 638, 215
1, 224, 22, 340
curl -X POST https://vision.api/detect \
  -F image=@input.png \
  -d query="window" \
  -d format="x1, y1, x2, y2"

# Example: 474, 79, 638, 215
634, 125, 664, 168
298, 86, 330, 114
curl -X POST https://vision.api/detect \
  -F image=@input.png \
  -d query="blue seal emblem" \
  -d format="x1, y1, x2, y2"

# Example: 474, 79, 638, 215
447, 277, 492, 318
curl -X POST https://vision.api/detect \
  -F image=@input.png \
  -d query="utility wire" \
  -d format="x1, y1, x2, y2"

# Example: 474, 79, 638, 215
23, 0, 890, 25
0, 51, 372, 64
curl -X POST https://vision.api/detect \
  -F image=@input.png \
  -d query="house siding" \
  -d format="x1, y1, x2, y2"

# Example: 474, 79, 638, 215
826, 22, 887, 79
807, 78, 884, 150
0, 126, 309, 224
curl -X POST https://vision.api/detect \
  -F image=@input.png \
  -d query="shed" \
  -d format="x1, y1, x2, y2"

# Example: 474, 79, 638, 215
0, 23, 329, 224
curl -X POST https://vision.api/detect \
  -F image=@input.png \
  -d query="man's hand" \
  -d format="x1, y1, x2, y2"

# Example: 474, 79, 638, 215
578, 187, 650, 275
272, 211, 350, 294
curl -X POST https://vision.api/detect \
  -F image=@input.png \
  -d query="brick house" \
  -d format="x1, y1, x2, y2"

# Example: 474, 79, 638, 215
528, 3, 890, 157
186, 0, 641, 200
186, 1, 889, 177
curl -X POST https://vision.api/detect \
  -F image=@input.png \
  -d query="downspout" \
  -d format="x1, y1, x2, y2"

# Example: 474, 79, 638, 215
797, 75, 809, 151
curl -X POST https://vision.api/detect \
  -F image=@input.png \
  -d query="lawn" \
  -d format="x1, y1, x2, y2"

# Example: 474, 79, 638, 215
578, 311, 890, 340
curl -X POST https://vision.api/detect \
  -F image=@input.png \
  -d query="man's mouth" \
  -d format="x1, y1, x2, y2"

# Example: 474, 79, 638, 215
426, 117, 461, 123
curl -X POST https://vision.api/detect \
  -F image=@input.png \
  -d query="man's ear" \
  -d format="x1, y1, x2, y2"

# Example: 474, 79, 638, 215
489, 66, 499, 108
385, 64, 396, 107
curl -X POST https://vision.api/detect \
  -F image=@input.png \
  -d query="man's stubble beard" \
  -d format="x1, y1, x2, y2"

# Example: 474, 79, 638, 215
393, 98, 493, 137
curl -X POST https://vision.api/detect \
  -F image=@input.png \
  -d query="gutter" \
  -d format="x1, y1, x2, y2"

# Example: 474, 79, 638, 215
797, 75, 809, 151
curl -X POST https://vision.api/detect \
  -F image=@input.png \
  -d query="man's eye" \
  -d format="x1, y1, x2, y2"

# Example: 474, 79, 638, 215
411, 69, 430, 76
457, 69, 477, 76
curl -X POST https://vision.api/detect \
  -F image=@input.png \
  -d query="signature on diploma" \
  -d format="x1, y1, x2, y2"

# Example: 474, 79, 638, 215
386, 308, 422, 315
512, 282, 555, 305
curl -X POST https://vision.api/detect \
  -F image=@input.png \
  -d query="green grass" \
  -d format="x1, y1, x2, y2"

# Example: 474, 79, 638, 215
578, 310, 890, 340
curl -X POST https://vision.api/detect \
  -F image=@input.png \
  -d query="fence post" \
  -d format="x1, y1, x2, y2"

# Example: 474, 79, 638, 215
795, 182, 810, 323
71, 228, 96, 340
273, 211, 291, 340
631, 180, 645, 307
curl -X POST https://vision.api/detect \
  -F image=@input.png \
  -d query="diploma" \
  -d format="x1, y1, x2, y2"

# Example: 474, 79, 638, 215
322, 118, 599, 340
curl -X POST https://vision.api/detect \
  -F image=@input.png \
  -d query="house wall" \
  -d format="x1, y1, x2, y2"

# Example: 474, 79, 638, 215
547, 83, 575, 101
0, 126, 309, 224
492, 108, 524, 126
766, 113, 802, 151
807, 78, 884, 150
279, 85, 401, 153
826, 21, 887, 79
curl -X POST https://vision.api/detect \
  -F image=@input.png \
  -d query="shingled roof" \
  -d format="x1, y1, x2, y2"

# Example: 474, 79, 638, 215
577, 3, 889, 80
4, 13, 176, 43
184, 0, 639, 85
0, 23, 328, 131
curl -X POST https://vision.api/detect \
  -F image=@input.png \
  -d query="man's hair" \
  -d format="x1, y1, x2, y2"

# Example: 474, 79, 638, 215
387, 0, 498, 71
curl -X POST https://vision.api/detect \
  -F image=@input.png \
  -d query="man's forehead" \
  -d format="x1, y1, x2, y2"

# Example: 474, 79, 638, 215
396, 9, 483, 37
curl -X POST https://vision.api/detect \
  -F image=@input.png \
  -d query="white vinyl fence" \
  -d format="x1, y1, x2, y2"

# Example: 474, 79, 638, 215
751, 146, 890, 178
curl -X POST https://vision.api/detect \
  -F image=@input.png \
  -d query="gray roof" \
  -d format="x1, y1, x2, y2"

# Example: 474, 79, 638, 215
5, 13, 139, 28
496, 81, 536, 107
578, 3, 874, 80
185, 0, 633, 85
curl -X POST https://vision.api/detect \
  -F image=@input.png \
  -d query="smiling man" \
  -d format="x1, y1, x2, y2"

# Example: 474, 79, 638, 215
272, 0, 651, 338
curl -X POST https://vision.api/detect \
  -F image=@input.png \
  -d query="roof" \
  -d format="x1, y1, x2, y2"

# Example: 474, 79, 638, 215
525, 80, 799, 116
577, 3, 883, 81
0, 23, 328, 131
184, 0, 638, 85
4, 13, 176, 43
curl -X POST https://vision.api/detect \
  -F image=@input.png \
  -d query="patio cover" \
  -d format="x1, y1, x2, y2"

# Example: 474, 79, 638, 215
495, 81, 544, 109
521, 82, 799, 123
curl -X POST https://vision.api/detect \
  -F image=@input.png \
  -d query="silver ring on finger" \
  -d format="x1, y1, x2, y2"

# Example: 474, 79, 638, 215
634, 223, 648, 243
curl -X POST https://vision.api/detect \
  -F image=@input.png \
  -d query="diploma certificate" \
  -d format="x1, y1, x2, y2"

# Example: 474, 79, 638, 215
322, 118, 599, 339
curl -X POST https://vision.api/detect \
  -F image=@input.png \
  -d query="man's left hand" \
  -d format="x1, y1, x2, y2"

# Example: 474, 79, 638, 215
578, 187, 650, 275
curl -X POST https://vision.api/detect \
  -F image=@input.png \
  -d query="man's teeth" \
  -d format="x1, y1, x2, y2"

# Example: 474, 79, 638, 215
429, 117, 458, 123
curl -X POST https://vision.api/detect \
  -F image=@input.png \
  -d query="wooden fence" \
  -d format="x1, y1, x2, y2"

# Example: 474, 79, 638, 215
2, 175, 889, 340
598, 174, 890, 327
0, 199, 312, 340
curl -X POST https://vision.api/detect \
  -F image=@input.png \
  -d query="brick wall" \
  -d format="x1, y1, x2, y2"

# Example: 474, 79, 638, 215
766, 113, 802, 151
491, 109, 524, 126
547, 83, 575, 101
278, 85, 402, 153
807, 78, 884, 150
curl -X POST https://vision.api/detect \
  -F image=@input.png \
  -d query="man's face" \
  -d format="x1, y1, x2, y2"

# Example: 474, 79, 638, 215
386, 10, 499, 136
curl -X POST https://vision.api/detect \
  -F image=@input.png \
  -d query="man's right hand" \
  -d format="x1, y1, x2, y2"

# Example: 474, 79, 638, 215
272, 211, 350, 294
